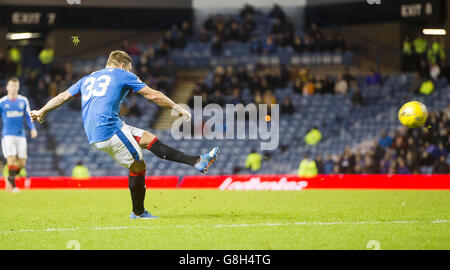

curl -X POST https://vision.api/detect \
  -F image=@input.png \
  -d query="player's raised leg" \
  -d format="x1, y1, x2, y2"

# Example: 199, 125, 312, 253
134, 129, 219, 173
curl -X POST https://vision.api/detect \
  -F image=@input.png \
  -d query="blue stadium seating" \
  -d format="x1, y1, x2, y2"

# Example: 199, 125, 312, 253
23, 73, 446, 176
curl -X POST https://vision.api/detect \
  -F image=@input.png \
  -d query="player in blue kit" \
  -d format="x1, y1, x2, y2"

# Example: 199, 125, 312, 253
30, 50, 219, 219
0, 77, 38, 193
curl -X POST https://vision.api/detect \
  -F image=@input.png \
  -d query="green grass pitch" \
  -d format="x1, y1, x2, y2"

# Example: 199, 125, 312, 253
0, 189, 449, 250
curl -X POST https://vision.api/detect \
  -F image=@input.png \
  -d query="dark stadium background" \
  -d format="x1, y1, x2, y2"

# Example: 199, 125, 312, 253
0, 0, 448, 187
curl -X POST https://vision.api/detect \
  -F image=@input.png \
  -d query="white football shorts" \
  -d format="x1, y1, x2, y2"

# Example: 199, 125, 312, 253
93, 122, 145, 169
1, 135, 27, 159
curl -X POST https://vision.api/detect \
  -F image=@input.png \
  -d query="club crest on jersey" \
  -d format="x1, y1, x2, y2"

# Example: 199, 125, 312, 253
19, 102, 24, 109
5, 104, 10, 108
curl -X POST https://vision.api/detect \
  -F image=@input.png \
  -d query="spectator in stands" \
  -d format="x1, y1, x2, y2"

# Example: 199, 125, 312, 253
174, 32, 186, 48
269, 4, 286, 21
397, 158, 411, 174
378, 131, 393, 148
351, 87, 364, 106
433, 155, 449, 174
280, 98, 295, 115
304, 126, 322, 146
39, 46, 54, 72
293, 35, 304, 53
203, 14, 215, 31
418, 59, 429, 79
198, 27, 210, 43
409, 72, 423, 93
419, 79, 434, 95
34, 80, 48, 108
413, 34, 428, 61
402, 36, 413, 71
334, 74, 348, 95
2, 53, 18, 77
321, 75, 335, 95
72, 161, 90, 180
249, 36, 262, 54
272, 18, 283, 35
427, 37, 445, 66
229, 88, 243, 105
180, 20, 193, 38
324, 155, 334, 174
240, 4, 255, 18
209, 90, 225, 107
262, 90, 276, 114
315, 155, 324, 174
253, 90, 263, 106
262, 36, 276, 55
302, 80, 314, 96
226, 21, 240, 42
245, 148, 263, 173
429, 64, 441, 80
243, 13, 256, 32
211, 35, 223, 55
313, 74, 323, 94
298, 153, 318, 178
8, 46, 21, 66
48, 81, 58, 98
365, 68, 383, 86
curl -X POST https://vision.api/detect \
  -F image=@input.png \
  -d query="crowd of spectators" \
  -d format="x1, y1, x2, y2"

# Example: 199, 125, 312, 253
188, 64, 370, 115
315, 107, 450, 174
201, 4, 346, 55
188, 64, 287, 114
0, 33, 179, 114
402, 34, 449, 97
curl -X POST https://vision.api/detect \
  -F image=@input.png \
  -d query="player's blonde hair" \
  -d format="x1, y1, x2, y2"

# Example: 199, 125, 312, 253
106, 50, 132, 68
7, 77, 19, 83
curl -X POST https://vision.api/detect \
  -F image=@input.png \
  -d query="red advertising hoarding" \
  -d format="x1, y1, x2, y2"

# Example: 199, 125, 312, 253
179, 174, 450, 190
0, 175, 448, 190
0, 176, 179, 189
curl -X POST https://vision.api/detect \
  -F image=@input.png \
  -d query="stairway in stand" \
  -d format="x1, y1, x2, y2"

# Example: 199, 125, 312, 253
152, 69, 209, 130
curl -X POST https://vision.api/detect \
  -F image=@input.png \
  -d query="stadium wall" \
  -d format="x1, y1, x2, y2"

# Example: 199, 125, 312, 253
2, 175, 449, 190
323, 22, 402, 70
0, 28, 6, 51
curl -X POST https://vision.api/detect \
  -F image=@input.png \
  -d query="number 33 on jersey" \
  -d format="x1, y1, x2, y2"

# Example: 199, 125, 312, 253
67, 68, 147, 144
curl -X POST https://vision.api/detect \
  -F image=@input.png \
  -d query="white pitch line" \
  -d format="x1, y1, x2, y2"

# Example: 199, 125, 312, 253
1, 220, 449, 234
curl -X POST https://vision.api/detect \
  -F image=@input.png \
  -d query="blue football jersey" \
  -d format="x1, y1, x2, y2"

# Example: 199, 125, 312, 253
0, 95, 36, 137
67, 68, 146, 144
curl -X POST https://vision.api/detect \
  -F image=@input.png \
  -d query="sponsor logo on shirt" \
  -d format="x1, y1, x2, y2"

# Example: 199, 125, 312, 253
6, 110, 24, 117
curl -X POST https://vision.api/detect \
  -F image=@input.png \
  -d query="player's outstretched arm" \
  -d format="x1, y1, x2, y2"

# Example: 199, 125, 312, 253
30, 91, 73, 123
137, 86, 191, 121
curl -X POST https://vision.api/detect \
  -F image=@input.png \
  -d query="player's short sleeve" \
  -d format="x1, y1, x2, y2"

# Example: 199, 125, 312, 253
123, 71, 147, 92
68, 79, 83, 96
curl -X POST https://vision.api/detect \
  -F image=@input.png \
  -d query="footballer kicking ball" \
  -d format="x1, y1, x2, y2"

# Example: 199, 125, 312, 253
398, 101, 428, 128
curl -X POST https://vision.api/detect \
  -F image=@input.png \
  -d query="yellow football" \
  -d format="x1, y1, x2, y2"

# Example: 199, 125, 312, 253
398, 101, 428, 128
